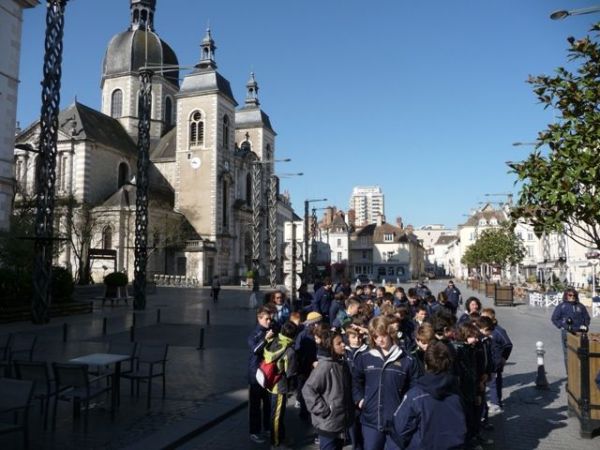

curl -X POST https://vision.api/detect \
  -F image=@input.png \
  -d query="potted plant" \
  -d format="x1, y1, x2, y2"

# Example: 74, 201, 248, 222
246, 269, 254, 288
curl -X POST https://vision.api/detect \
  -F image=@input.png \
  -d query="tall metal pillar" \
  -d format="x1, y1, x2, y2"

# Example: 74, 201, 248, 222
304, 200, 309, 283
268, 175, 278, 287
251, 163, 262, 292
310, 207, 318, 279
32, 0, 69, 324
133, 69, 153, 310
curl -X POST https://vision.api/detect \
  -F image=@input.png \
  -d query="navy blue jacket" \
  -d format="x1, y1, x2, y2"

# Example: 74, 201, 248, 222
391, 373, 466, 450
247, 323, 269, 384
352, 345, 418, 432
312, 287, 334, 321
596, 369, 600, 391
444, 286, 462, 311
425, 300, 442, 317
492, 324, 513, 365
329, 300, 344, 328
551, 300, 591, 330
345, 344, 368, 372
295, 326, 317, 376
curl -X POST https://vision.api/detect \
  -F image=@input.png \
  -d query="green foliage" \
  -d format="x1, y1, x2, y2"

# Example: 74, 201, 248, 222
509, 23, 600, 250
104, 271, 128, 287
51, 266, 74, 303
246, 270, 255, 278
461, 227, 525, 269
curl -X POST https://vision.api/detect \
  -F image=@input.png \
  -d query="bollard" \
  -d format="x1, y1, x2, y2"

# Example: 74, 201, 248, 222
62, 323, 68, 343
132, 313, 137, 328
206, 310, 210, 326
197, 327, 205, 350
156, 308, 161, 324
535, 341, 549, 390
130, 325, 135, 343
102, 317, 107, 336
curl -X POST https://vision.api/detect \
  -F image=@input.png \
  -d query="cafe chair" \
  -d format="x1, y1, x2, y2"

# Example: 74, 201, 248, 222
51, 363, 111, 432
0, 334, 12, 378
13, 360, 57, 430
10, 334, 38, 362
0, 378, 34, 449
121, 344, 168, 409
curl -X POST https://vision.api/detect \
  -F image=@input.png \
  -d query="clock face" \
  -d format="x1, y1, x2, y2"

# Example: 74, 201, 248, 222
190, 157, 201, 169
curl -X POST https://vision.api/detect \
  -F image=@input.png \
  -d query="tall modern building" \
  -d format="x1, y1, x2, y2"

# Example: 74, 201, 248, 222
350, 186, 384, 226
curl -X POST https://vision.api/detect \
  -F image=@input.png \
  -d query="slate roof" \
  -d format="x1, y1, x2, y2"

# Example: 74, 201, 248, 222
101, 182, 174, 209
150, 127, 176, 160
434, 235, 458, 246
179, 67, 237, 105
236, 105, 276, 134
461, 209, 507, 228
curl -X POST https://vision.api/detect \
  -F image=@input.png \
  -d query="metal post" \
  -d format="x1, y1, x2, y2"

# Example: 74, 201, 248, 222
32, 0, 69, 324
102, 317, 107, 336
291, 222, 297, 305
197, 327, 205, 350
304, 200, 309, 283
133, 69, 153, 311
311, 207, 318, 280
535, 341, 549, 389
269, 175, 278, 288
578, 331, 593, 438
251, 163, 262, 294
206, 309, 211, 326
156, 308, 161, 324
62, 323, 68, 342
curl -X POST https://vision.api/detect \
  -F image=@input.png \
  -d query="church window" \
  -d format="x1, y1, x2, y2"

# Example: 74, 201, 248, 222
246, 173, 252, 206
189, 111, 204, 147
222, 180, 229, 229
222, 115, 230, 149
111, 89, 123, 118
164, 97, 173, 126
266, 144, 272, 161
59, 154, 68, 191
102, 226, 113, 250
118, 162, 129, 188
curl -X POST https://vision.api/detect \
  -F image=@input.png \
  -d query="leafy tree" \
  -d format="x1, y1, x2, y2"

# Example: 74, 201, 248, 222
461, 227, 525, 272
509, 23, 600, 250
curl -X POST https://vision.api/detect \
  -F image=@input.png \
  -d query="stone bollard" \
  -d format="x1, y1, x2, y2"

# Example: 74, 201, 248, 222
102, 317, 107, 336
536, 341, 549, 390
206, 309, 210, 326
197, 327, 205, 350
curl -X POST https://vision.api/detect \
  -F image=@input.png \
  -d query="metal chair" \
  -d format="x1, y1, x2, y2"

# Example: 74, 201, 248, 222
10, 334, 37, 362
51, 363, 111, 432
0, 334, 12, 377
0, 378, 34, 449
121, 344, 168, 409
529, 292, 544, 307
544, 292, 561, 308
13, 360, 56, 430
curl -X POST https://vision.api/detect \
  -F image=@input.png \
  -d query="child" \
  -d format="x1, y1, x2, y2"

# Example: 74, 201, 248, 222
391, 341, 466, 450
263, 321, 299, 448
481, 308, 512, 411
295, 312, 322, 421
474, 316, 497, 439
303, 329, 355, 450
333, 298, 361, 329
458, 297, 482, 325
411, 323, 435, 377
352, 316, 418, 450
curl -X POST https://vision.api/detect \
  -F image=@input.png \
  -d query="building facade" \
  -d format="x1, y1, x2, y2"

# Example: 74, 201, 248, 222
13, 0, 292, 285
0, 0, 38, 230
349, 185, 384, 227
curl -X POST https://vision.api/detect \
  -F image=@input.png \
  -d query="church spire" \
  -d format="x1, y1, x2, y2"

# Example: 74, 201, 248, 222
196, 28, 217, 70
245, 72, 260, 106
130, 0, 156, 31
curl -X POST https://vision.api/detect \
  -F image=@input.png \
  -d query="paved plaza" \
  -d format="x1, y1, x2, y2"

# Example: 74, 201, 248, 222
0, 280, 599, 449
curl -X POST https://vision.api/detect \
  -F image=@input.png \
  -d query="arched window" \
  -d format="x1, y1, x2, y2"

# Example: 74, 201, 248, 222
189, 111, 204, 147
246, 173, 252, 206
164, 97, 173, 126
118, 162, 129, 188
266, 144, 272, 161
222, 180, 229, 229
111, 89, 123, 118
102, 226, 113, 250
222, 115, 230, 149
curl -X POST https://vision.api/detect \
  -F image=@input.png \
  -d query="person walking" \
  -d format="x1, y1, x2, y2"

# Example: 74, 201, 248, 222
211, 275, 221, 303
551, 288, 590, 373
444, 280, 462, 315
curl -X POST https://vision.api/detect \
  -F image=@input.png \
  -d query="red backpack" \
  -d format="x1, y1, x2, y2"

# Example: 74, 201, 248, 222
256, 342, 287, 390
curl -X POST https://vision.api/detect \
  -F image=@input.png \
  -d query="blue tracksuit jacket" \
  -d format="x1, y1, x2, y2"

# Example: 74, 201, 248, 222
311, 287, 334, 321
247, 323, 269, 383
551, 300, 590, 330
352, 345, 418, 432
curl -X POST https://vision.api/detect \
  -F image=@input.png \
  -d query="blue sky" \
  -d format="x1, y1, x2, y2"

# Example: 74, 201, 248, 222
16, 0, 597, 228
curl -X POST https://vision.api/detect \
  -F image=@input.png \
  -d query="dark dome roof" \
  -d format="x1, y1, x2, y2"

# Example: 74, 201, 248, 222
102, 29, 179, 87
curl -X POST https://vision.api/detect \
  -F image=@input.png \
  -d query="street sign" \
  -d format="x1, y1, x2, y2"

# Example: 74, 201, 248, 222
284, 221, 304, 242
283, 259, 303, 273
586, 251, 600, 260
284, 242, 303, 259
284, 274, 302, 293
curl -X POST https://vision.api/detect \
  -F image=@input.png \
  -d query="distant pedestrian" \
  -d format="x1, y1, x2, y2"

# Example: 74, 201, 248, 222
311, 278, 335, 323
211, 275, 221, 303
551, 288, 590, 373
444, 280, 462, 314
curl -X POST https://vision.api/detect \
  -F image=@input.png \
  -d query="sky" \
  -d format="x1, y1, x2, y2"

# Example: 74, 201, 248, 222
15, 0, 599, 228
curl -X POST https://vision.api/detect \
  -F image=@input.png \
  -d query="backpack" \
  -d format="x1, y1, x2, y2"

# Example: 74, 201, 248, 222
256, 340, 287, 390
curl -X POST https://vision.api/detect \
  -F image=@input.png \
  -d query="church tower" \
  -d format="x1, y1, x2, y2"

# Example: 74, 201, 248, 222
100, 0, 179, 144
174, 28, 238, 269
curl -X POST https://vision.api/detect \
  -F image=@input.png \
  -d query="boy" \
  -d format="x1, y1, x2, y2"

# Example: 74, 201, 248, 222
481, 308, 512, 411
391, 341, 466, 450
333, 298, 361, 329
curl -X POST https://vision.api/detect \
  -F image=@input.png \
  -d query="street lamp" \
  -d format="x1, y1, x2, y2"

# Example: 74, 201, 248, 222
268, 172, 302, 288
304, 198, 327, 283
550, 5, 600, 20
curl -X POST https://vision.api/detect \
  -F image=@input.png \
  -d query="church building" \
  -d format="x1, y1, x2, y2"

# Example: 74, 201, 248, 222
13, 0, 292, 285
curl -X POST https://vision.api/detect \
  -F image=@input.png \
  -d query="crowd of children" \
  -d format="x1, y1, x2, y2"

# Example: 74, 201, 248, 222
247, 279, 513, 450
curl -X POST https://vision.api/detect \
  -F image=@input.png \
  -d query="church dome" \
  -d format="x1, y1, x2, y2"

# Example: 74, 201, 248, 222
102, 29, 179, 87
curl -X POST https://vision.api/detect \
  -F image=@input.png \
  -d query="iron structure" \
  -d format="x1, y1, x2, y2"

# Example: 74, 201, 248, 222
133, 68, 153, 310
32, 0, 69, 324
268, 175, 278, 287
310, 207, 319, 278
251, 161, 263, 292
303, 198, 327, 283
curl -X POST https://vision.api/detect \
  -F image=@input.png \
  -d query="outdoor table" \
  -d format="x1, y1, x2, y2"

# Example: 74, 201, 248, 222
69, 353, 130, 417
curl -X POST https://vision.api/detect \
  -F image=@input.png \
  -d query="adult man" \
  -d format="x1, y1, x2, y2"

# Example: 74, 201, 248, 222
444, 280, 462, 314
311, 277, 334, 323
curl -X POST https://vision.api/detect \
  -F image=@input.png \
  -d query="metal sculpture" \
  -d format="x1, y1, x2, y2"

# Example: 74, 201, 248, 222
32, 0, 69, 324
251, 162, 262, 292
269, 175, 278, 287
133, 69, 153, 310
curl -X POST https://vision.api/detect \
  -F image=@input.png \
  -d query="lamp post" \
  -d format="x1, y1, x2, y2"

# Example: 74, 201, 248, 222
304, 198, 327, 284
550, 5, 600, 20
251, 158, 291, 294
269, 172, 302, 288
31, 0, 69, 324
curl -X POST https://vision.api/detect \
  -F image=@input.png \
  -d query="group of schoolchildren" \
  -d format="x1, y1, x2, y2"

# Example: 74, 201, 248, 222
247, 279, 513, 450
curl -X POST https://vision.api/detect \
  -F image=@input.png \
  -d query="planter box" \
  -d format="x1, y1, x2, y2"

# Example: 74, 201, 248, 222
0, 301, 93, 324
566, 332, 600, 438
485, 282, 496, 298
494, 285, 514, 307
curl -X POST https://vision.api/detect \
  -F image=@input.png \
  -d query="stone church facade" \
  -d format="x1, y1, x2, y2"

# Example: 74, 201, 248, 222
13, 0, 290, 285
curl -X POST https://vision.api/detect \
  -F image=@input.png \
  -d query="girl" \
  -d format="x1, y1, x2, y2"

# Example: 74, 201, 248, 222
303, 330, 355, 450
458, 296, 482, 325
352, 316, 417, 450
